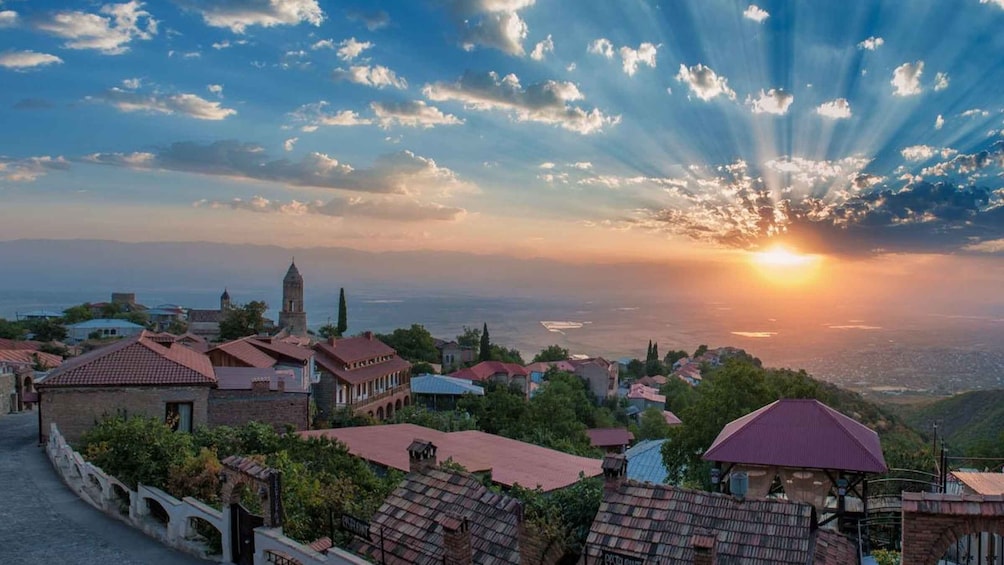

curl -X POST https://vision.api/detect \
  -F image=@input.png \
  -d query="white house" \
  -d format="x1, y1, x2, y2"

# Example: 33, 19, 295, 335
66, 319, 145, 343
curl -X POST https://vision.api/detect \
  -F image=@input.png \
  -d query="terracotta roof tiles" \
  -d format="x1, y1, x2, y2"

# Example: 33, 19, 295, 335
248, 337, 313, 362
0, 349, 63, 368
950, 472, 1004, 495
208, 338, 278, 368
451, 361, 527, 382
314, 335, 395, 365
37, 332, 215, 388
586, 428, 634, 448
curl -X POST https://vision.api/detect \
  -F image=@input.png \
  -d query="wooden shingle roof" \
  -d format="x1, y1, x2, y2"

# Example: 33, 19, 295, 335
351, 468, 522, 565
582, 481, 849, 565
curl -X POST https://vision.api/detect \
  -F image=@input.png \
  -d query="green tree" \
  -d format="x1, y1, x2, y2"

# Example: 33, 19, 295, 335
651, 342, 659, 362
318, 323, 339, 339
337, 288, 348, 335
27, 319, 67, 342
693, 344, 709, 358
62, 304, 94, 324
659, 377, 697, 414
625, 358, 645, 379
663, 349, 689, 366
411, 362, 435, 375
218, 301, 268, 340
490, 344, 524, 364
637, 407, 673, 440
391, 406, 478, 432
532, 344, 569, 363
646, 340, 653, 361
114, 310, 149, 327
81, 415, 195, 489
0, 318, 26, 340
479, 322, 491, 361
376, 324, 439, 363
101, 303, 123, 318
166, 319, 188, 335
456, 325, 481, 349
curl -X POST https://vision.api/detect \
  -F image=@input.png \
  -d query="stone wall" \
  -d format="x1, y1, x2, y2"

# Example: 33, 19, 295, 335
1, 371, 15, 416
39, 386, 211, 445
209, 389, 310, 431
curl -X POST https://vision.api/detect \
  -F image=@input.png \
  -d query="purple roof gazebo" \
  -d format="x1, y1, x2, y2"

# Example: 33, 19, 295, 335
703, 399, 888, 529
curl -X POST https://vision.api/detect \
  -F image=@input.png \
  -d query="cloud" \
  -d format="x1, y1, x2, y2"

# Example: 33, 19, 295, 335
207, 84, 223, 96
891, 61, 923, 96
746, 88, 793, 115
961, 108, 990, 118
460, 10, 528, 56
33, 1, 157, 55
621, 149, 1004, 255
122, 77, 141, 89
335, 37, 372, 61
857, 36, 884, 50
288, 101, 373, 131
212, 39, 248, 50
934, 72, 949, 91
743, 5, 769, 22
539, 162, 556, 169
588, 39, 658, 76
0, 10, 17, 27
935, 114, 945, 130
0, 50, 64, 70
370, 101, 464, 128
816, 98, 851, 119
347, 9, 390, 31
919, 141, 1004, 177
87, 87, 237, 120
283, 137, 298, 152
571, 161, 593, 170
174, 0, 323, 33
333, 65, 407, 89
980, 0, 1004, 9
0, 155, 70, 182
901, 145, 957, 162
423, 70, 619, 134
197, 194, 466, 222
84, 141, 474, 196
676, 63, 736, 101
530, 34, 553, 61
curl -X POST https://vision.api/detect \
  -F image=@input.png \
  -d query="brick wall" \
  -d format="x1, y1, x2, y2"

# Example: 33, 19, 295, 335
208, 389, 310, 431
0, 372, 14, 416
901, 493, 1004, 565
39, 386, 210, 446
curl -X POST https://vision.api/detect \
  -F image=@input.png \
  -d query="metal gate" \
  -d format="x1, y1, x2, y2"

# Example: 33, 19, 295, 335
230, 503, 264, 565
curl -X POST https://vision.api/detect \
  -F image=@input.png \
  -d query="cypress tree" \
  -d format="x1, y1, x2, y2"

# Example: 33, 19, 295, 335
479, 322, 491, 361
652, 342, 659, 362
337, 287, 348, 336
646, 340, 653, 362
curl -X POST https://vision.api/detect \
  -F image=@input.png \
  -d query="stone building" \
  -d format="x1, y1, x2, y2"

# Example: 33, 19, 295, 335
278, 260, 307, 337
209, 367, 310, 431
187, 289, 233, 341
36, 332, 217, 445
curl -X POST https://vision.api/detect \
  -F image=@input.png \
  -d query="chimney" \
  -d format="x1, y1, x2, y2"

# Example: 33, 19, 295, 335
602, 453, 627, 495
251, 378, 270, 393
440, 514, 472, 565
327, 337, 337, 347
407, 439, 437, 474
691, 533, 716, 565
364, 331, 373, 341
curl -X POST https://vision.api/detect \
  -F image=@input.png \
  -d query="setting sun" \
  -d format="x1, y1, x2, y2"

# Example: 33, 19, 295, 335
748, 245, 823, 286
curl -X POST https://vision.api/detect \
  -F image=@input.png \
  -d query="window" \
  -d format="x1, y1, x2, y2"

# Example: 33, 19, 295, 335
166, 402, 193, 433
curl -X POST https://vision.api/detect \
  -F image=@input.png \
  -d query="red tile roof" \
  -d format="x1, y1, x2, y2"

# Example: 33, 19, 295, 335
301, 423, 603, 492
0, 349, 63, 368
663, 410, 682, 425
350, 468, 522, 564
0, 338, 42, 351
813, 530, 861, 565
583, 480, 855, 565
523, 360, 576, 374
38, 332, 215, 388
586, 428, 634, 448
314, 334, 396, 365
314, 354, 410, 386
451, 361, 527, 382
627, 383, 665, 404
702, 399, 888, 474
248, 337, 313, 362
208, 338, 277, 368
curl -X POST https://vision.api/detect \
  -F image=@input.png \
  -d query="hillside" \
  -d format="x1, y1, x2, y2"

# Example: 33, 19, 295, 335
898, 389, 1004, 457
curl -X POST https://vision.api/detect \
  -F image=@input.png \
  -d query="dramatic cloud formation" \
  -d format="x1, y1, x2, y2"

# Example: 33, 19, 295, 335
196, 194, 466, 222
816, 98, 851, 119
0, 50, 63, 70
174, 0, 323, 33
34, 1, 157, 55
84, 141, 473, 196
891, 61, 924, 96
746, 88, 793, 115
857, 36, 884, 50
460, 11, 528, 56
530, 35, 553, 61
0, 155, 70, 182
370, 101, 464, 128
423, 70, 619, 134
87, 87, 237, 120
333, 65, 407, 89
675, 64, 736, 101
743, 5, 770, 22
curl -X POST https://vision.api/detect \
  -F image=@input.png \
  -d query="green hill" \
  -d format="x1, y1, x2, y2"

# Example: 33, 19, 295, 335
898, 389, 1004, 457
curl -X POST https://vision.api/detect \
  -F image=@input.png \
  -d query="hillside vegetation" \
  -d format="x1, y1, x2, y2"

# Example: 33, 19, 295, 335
898, 389, 1004, 458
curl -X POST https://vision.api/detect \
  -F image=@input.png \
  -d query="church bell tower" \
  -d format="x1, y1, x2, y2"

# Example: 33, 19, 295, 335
278, 259, 307, 336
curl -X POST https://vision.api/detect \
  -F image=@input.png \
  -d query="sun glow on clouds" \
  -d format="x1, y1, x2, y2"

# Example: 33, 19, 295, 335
748, 244, 823, 286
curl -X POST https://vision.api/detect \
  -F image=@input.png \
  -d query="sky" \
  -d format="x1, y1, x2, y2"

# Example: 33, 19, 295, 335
1, 0, 1003, 278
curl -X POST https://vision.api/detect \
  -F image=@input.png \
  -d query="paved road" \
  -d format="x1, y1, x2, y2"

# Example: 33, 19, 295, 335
0, 411, 210, 564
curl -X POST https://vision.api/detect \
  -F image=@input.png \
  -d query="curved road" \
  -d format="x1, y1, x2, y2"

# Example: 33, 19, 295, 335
0, 411, 209, 564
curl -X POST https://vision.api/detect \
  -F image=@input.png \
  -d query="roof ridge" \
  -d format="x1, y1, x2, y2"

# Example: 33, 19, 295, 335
706, 400, 779, 453
815, 400, 887, 471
